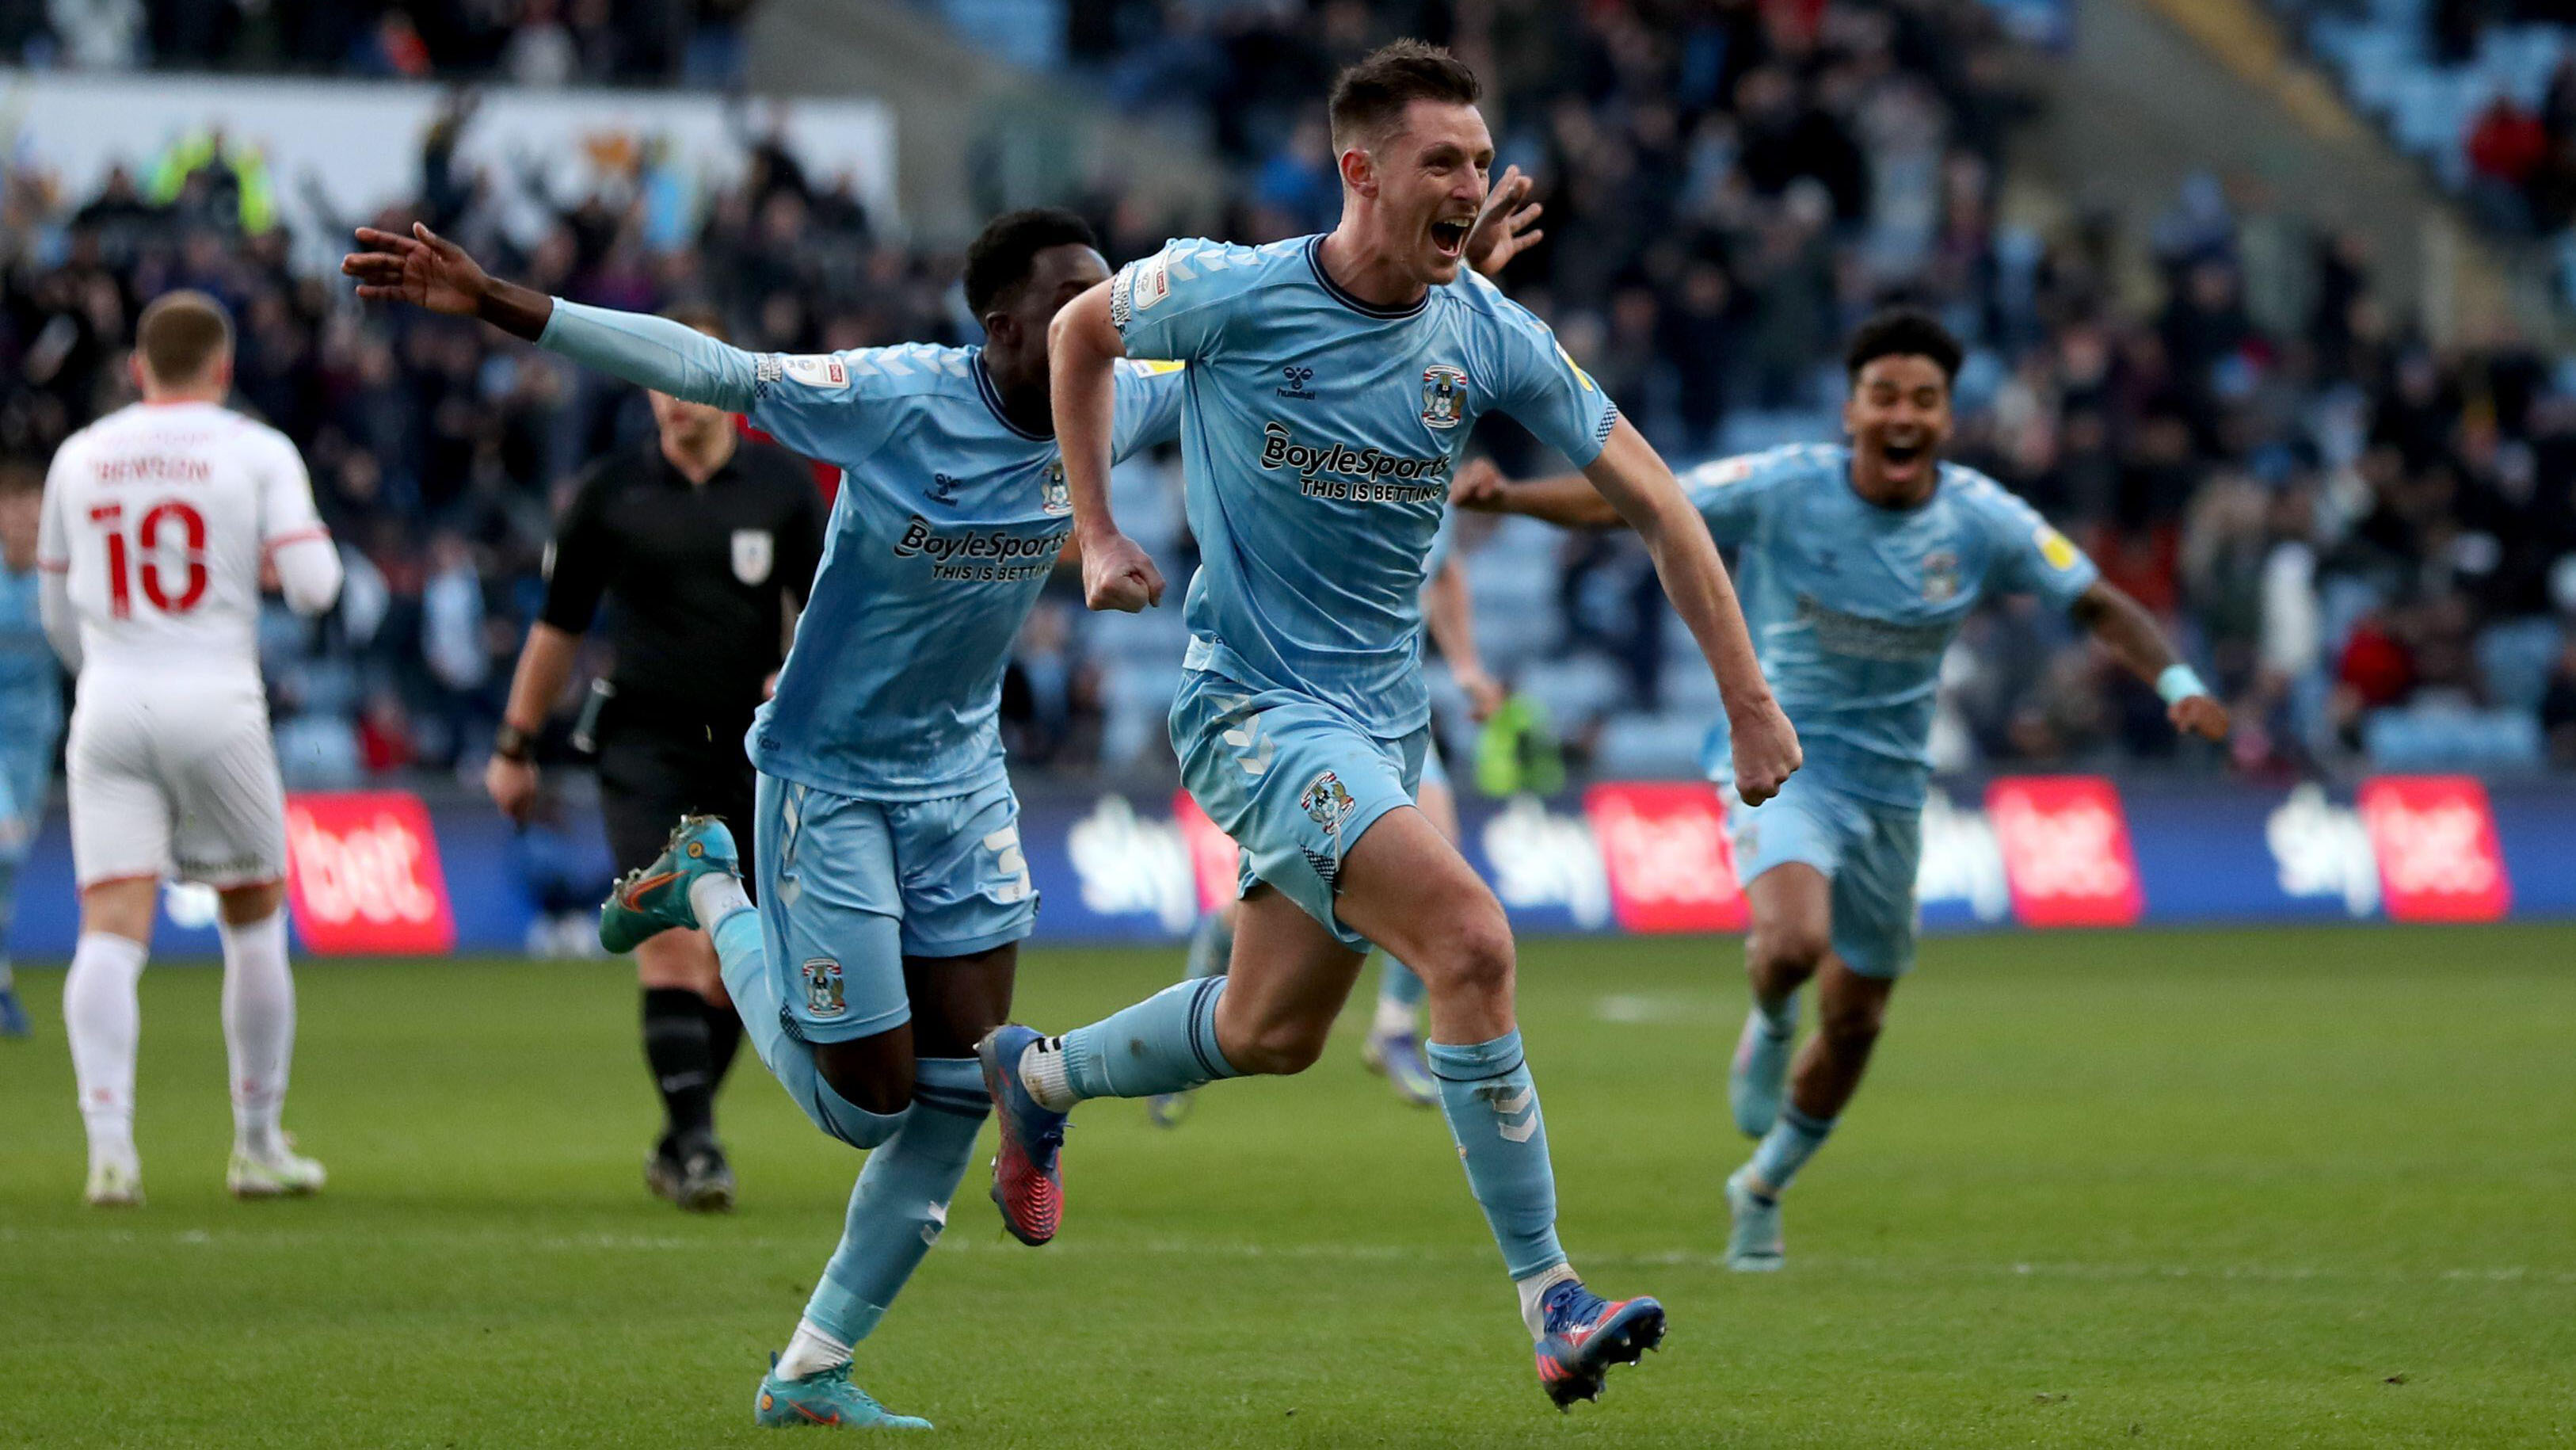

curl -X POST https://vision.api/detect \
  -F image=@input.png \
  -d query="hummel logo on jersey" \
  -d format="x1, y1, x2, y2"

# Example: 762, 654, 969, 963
1277, 365, 1318, 400
1259, 422, 1450, 502
926, 471, 961, 506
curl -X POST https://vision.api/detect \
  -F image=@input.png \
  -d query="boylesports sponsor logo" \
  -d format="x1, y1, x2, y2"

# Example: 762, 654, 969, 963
1259, 422, 1450, 502
893, 514, 1068, 582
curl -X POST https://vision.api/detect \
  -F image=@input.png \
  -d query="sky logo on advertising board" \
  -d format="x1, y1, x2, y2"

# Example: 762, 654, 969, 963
1065, 795, 1198, 933
1983, 777, 2143, 927
1479, 796, 1611, 930
283, 792, 455, 955
2356, 776, 2510, 923
1583, 782, 1745, 933
2265, 784, 2380, 917
1915, 787, 2011, 923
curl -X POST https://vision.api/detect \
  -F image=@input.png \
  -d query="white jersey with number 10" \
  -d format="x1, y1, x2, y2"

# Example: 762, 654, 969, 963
38, 400, 327, 677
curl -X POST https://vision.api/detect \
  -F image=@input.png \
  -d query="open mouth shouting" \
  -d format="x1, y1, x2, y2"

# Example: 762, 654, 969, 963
1429, 216, 1473, 259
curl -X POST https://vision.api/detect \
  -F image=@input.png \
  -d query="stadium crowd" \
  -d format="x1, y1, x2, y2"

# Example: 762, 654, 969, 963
2, 0, 2572, 789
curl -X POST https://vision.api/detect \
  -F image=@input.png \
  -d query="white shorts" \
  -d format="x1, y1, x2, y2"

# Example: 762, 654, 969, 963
67, 671, 287, 889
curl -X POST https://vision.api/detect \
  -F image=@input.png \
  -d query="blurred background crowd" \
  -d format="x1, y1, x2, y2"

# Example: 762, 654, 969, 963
2, 0, 2573, 795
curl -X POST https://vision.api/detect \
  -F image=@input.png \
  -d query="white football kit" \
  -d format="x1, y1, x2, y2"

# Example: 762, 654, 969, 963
39, 400, 339, 889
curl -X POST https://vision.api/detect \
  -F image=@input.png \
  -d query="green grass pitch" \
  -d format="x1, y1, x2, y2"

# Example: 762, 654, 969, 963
4, 923, 2574, 1447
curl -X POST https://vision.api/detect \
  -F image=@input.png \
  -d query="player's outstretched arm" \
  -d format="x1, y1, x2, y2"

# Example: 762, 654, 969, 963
1049, 280, 1163, 612
1422, 551, 1506, 721
2068, 581, 2231, 741
342, 223, 758, 412
1451, 456, 1624, 529
1580, 418, 1801, 803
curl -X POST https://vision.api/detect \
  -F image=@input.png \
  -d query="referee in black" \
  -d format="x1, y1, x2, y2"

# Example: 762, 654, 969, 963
486, 306, 825, 1212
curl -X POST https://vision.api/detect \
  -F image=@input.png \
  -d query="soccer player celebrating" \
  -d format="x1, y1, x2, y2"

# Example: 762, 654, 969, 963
1456, 309, 2230, 1271
40, 292, 345, 1205
0, 465, 63, 1039
485, 306, 825, 1214
987, 42, 1800, 1410
1152, 526, 1506, 1124
346, 209, 1187, 1430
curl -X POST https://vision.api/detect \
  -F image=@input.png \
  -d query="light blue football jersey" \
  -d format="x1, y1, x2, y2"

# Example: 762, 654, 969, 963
1690, 444, 2099, 807
0, 564, 59, 737
536, 306, 1187, 798
1110, 235, 1617, 737
741, 345, 1187, 799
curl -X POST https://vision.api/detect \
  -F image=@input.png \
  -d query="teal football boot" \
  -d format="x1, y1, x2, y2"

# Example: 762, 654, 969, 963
600, 815, 740, 954
753, 1359, 931, 1430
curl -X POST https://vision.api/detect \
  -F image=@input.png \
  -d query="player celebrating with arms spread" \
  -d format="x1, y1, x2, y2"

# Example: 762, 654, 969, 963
985, 41, 1800, 1410
1458, 310, 2228, 1271
347, 208, 1186, 1430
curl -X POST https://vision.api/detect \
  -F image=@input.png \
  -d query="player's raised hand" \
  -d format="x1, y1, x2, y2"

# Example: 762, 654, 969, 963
1080, 530, 1164, 612
1466, 165, 1543, 279
2170, 693, 2230, 742
1727, 696, 1802, 806
1450, 456, 1508, 511
342, 223, 491, 316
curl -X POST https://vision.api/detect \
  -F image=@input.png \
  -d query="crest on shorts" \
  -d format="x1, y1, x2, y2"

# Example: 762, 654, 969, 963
802, 958, 847, 1017
1920, 548, 1959, 604
1041, 459, 1072, 517
1300, 770, 1358, 830
731, 529, 775, 586
1420, 364, 1468, 430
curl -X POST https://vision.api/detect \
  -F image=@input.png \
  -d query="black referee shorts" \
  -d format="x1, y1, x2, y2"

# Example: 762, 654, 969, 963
595, 712, 760, 883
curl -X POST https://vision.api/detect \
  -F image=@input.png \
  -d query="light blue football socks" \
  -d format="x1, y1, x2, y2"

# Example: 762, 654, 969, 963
802, 1057, 988, 1345
1747, 1105, 1836, 1195
1042, 977, 1241, 1105
1428, 1031, 1567, 1280
1378, 956, 1427, 1009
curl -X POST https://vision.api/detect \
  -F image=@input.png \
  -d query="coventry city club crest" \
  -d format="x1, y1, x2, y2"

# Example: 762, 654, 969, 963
802, 958, 847, 1017
1920, 548, 1960, 603
1420, 364, 1468, 430
1300, 770, 1358, 829
1042, 459, 1072, 517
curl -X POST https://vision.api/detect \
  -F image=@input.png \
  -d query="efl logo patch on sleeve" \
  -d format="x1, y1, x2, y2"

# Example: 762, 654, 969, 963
782, 355, 848, 388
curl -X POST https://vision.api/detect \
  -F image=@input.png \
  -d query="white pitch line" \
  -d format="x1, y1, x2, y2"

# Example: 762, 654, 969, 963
4, 1225, 2570, 1288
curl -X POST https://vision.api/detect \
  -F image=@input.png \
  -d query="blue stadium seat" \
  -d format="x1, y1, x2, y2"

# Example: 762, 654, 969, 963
2475, 617, 2566, 713
2362, 702, 2544, 769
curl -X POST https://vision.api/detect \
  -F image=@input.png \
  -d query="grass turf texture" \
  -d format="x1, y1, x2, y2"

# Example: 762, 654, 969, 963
3, 925, 2573, 1448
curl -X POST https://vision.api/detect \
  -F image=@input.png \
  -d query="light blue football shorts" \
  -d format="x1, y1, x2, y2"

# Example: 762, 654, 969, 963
740, 770, 1036, 1046
1170, 667, 1428, 953
1727, 769, 1923, 979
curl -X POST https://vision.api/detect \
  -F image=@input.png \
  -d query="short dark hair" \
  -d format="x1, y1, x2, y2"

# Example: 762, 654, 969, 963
136, 290, 234, 386
1845, 308, 1963, 384
962, 208, 1100, 318
1328, 40, 1481, 151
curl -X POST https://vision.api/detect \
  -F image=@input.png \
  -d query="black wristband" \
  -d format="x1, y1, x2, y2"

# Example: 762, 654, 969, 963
493, 723, 535, 763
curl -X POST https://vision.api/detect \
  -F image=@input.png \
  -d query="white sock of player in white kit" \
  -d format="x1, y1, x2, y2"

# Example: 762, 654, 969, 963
64, 932, 148, 1169
219, 910, 295, 1159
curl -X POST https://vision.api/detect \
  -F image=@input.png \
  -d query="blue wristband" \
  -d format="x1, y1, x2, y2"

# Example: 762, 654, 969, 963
2155, 664, 2209, 705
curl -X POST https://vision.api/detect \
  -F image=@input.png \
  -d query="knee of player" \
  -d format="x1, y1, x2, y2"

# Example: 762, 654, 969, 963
1420, 913, 1516, 1001
1748, 923, 1831, 976
814, 1046, 915, 1117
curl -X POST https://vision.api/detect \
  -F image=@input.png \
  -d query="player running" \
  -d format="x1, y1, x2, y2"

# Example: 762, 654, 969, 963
0, 465, 63, 1039
40, 292, 345, 1206
983, 42, 1800, 1410
1456, 309, 2230, 1271
1151, 521, 1506, 1124
347, 208, 1196, 1431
